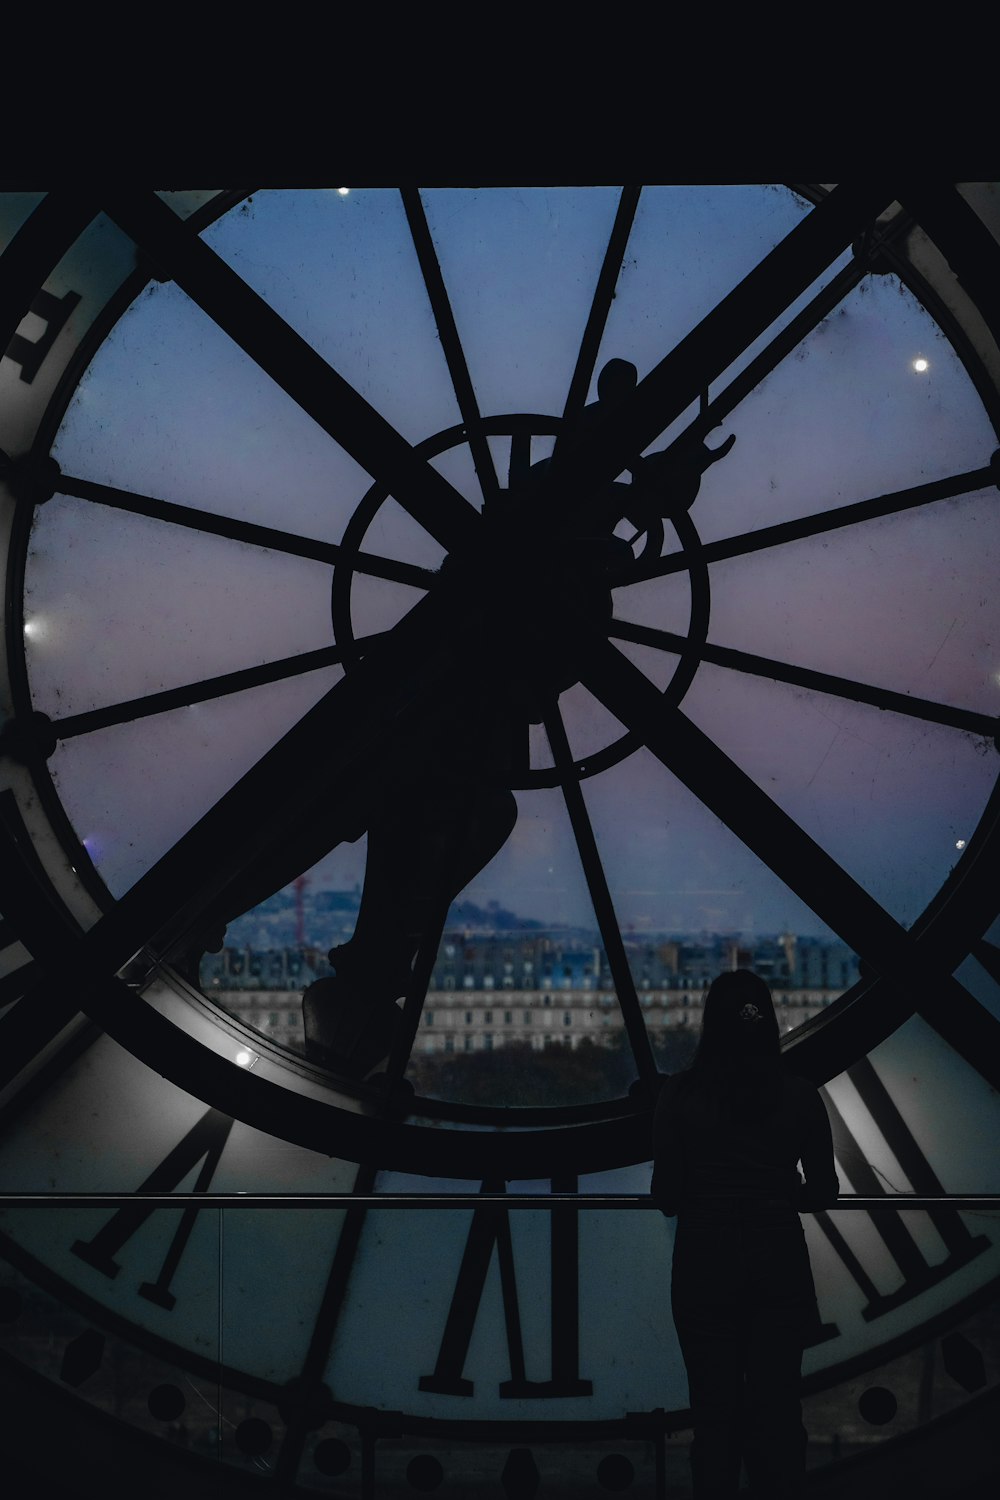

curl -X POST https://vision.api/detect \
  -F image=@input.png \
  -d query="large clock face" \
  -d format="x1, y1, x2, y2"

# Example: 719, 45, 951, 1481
1, 185, 1000, 1491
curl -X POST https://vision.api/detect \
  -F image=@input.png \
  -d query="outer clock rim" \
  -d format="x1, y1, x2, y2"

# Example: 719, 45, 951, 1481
2, 187, 1000, 1176
5, 190, 1000, 1483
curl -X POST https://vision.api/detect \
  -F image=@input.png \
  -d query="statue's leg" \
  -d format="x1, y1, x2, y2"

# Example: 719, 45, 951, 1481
303, 781, 517, 1075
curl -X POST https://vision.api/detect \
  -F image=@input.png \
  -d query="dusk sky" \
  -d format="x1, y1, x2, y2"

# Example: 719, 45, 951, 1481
21, 186, 1000, 943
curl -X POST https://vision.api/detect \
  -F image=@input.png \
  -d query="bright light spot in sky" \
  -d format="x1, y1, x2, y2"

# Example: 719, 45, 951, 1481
336, 187, 350, 196
234, 1049, 254, 1067
22, 618, 40, 639
912, 357, 930, 373
956, 839, 967, 850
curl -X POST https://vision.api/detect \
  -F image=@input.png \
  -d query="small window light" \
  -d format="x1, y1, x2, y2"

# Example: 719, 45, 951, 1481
912, 357, 929, 373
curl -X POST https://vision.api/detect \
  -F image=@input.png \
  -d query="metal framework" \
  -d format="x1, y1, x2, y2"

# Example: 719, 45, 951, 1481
2, 185, 1000, 1495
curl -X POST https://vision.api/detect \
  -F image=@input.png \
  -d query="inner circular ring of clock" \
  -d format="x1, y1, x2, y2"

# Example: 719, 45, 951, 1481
330, 410, 712, 787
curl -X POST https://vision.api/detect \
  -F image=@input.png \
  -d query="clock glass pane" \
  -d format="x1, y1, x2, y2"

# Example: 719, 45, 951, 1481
17, 184, 998, 1111
2, 182, 1000, 1494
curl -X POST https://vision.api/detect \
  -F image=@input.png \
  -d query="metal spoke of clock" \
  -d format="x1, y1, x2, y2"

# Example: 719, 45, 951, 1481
687, 254, 865, 440
904, 807, 1000, 1091
558, 185, 642, 437
607, 619, 999, 739
100, 192, 481, 556
580, 640, 940, 1053
971, 937, 1000, 988
50, 638, 380, 741
401, 187, 501, 510
546, 182, 895, 505
682, 199, 918, 453
17, 593, 464, 991
625, 462, 999, 586
917, 968, 1000, 1095
0, 995, 99, 1133
593, 204, 883, 496
544, 704, 658, 1087
509, 429, 532, 487
58, 472, 437, 591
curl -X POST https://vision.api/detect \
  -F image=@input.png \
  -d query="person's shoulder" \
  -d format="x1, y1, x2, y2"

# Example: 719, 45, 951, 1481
654, 1070, 683, 1099
661, 1067, 694, 1093
782, 1069, 819, 1092
652, 1068, 692, 1113
782, 1069, 828, 1109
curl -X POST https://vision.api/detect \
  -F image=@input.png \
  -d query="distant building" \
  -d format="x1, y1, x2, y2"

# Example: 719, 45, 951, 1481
200, 926, 857, 1057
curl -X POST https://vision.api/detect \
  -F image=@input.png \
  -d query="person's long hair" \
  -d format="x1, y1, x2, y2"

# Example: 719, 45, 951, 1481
687, 968, 783, 1121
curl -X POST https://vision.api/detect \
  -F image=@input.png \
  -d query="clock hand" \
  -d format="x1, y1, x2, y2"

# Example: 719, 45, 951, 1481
542, 183, 896, 522
99, 191, 481, 558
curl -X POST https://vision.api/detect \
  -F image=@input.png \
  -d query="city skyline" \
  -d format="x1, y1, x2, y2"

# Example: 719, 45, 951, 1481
217, 877, 865, 954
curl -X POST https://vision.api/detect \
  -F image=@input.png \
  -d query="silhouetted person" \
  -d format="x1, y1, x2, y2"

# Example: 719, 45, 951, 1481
651, 970, 838, 1499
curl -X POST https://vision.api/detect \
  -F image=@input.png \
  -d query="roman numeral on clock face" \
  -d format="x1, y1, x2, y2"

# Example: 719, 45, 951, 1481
810, 1058, 990, 1335
70, 1107, 234, 1311
3, 287, 81, 384
419, 1177, 592, 1399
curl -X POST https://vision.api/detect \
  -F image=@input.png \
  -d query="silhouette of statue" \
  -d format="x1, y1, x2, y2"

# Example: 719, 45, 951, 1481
302, 692, 518, 1075
651, 970, 838, 1499
288, 359, 734, 1075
